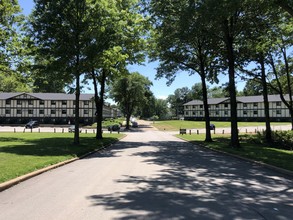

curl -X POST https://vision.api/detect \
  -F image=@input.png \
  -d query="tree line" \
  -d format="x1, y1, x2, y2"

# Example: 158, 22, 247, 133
0, 0, 292, 147
147, 0, 292, 147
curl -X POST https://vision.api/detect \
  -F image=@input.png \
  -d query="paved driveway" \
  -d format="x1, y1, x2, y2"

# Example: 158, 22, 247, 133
0, 122, 292, 219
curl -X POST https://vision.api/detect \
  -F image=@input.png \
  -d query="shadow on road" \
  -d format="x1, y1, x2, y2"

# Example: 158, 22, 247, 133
87, 139, 293, 219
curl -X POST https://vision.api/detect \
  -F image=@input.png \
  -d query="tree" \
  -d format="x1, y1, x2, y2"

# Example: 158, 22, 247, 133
167, 87, 192, 118
243, 79, 264, 96
154, 98, 170, 120
30, 0, 104, 144
84, 0, 148, 139
110, 72, 152, 129
149, 0, 221, 142
0, 0, 31, 92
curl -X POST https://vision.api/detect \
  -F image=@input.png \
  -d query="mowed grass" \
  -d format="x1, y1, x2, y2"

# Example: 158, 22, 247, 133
177, 133, 293, 172
153, 120, 290, 131
0, 132, 124, 183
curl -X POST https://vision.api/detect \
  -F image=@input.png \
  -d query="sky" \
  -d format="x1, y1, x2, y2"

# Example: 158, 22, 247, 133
18, 0, 245, 100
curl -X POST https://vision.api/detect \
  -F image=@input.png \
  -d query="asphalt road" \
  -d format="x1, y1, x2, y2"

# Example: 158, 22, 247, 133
0, 122, 292, 219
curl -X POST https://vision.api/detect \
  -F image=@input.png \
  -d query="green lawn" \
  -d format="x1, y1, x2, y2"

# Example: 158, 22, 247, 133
177, 133, 293, 172
0, 132, 124, 183
153, 120, 290, 131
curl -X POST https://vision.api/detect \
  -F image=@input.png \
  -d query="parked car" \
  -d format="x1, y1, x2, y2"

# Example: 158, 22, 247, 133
108, 124, 120, 131
68, 125, 82, 133
132, 121, 138, 128
25, 121, 39, 129
210, 124, 216, 130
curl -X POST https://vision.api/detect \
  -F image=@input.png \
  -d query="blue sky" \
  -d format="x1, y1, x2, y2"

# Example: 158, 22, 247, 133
18, 0, 244, 99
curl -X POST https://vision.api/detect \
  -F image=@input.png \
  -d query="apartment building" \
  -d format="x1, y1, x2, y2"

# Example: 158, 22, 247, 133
183, 94, 292, 122
0, 92, 120, 124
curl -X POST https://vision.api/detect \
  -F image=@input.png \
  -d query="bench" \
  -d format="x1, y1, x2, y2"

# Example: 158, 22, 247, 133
179, 128, 186, 135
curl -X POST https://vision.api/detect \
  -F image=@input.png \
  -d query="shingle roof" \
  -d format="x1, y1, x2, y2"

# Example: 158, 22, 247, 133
184, 94, 292, 105
0, 92, 94, 101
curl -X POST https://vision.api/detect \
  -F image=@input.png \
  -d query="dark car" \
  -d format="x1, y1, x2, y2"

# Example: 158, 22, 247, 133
132, 121, 138, 128
25, 121, 39, 129
68, 125, 82, 133
108, 124, 120, 131
210, 124, 216, 130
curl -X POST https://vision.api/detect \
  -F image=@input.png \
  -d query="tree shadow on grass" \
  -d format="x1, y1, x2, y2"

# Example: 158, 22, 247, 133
0, 136, 119, 157
87, 139, 293, 219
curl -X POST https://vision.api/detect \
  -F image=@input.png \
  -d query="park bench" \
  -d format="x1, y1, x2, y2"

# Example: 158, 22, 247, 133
179, 128, 187, 135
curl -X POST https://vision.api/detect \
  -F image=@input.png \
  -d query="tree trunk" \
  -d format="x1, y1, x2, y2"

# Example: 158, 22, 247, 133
198, 46, 212, 142
260, 56, 272, 141
126, 112, 131, 130
74, 73, 80, 145
223, 18, 239, 148
92, 70, 104, 140
283, 48, 293, 130
96, 70, 106, 139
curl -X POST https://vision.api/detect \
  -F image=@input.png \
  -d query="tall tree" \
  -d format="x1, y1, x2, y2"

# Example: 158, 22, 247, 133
30, 0, 103, 144
0, 0, 31, 92
110, 72, 152, 129
84, 0, 148, 139
149, 0, 221, 142
167, 87, 193, 118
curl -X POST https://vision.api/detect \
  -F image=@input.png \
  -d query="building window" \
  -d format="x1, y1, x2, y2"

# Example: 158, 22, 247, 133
17, 109, 22, 114
84, 101, 89, 106
253, 110, 258, 115
200, 111, 203, 115
51, 100, 56, 105
28, 100, 33, 105
276, 110, 281, 115
51, 110, 56, 114
253, 103, 258, 107
185, 106, 188, 109
17, 100, 22, 105
28, 110, 33, 115
192, 105, 195, 109
224, 103, 228, 108
62, 101, 67, 105
5, 100, 11, 105
39, 109, 44, 114
243, 103, 247, 108
243, 111, 247, 115
185, 111, 188, 115
216, 111, 219, 115
5, 109, 10, 114
40, 100, 44, 105
276, 102, 281, 107
200, 105, 203, 109
192, 111, 196, 115
216, 105, 219, 108
62, 110, 67, 115
84, 109, 89, 115
224, 111, 228, 115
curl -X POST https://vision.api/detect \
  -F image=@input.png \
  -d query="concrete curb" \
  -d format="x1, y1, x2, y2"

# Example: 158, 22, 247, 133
176, 136, 293, 179
0, 135, 126, 192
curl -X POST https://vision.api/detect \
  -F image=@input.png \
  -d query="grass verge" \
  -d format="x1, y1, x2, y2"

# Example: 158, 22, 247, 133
0, 132, 124, 183
154, 120, 290, 131
177, 133, 293, 172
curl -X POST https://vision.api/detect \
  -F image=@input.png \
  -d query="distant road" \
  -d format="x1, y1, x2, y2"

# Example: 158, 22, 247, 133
0, 120, 292, 219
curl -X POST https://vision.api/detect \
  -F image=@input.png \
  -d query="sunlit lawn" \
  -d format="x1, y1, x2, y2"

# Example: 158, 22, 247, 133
177, 133, 293, 172
153, 120, 290, 131
0, 132, 124, 183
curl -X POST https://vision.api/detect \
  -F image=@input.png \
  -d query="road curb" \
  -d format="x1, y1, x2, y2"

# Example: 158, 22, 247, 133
0, 135, 126, 192
176, 136, 293, 179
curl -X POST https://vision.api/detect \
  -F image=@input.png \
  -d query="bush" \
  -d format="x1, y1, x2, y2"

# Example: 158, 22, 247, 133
272, 130, 293, 150
243, 130, 293, 150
